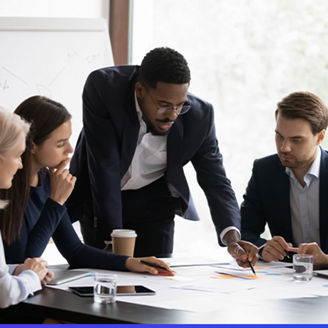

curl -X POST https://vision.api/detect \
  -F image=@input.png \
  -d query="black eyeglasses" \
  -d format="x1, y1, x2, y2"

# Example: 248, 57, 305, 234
147, 90, 190, 115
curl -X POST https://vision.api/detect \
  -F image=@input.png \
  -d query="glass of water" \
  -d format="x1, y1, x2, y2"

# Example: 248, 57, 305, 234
94, 272, 117, 304
293, 254, 313, 281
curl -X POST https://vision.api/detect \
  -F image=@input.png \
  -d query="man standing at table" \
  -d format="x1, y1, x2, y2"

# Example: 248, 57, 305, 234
241, 91, 328, 262
68, 47, 257, 265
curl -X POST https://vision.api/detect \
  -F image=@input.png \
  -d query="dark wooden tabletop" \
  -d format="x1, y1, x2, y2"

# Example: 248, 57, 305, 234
14, 287, 328, 324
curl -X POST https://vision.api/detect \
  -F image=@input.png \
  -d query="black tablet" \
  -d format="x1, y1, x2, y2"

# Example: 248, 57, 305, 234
69, 285, 156, 297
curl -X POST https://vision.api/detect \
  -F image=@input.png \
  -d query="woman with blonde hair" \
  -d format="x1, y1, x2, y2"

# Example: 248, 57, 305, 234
0, 108, 52, 309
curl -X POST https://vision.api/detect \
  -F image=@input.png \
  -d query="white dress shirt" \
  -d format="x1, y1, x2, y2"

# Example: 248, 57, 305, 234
0, 232, 41, 308
285, 147, 321, 247
121, 93, 167, 190
120, 92, 240, 245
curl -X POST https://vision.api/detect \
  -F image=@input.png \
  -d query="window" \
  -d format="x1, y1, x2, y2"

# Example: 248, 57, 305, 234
131, 0, 328, 254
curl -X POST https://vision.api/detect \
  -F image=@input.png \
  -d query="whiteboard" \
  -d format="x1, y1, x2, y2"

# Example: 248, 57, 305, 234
0, 17, 113, 147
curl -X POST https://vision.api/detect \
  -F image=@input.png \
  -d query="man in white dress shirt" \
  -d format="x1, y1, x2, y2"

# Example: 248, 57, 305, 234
69, 47, 258, 266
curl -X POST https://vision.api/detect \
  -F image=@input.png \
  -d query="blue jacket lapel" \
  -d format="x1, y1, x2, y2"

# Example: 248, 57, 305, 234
121, 87, 140, 178
166, 118, 189, 212
274, 158, 294, 243
319, 148, 328, 253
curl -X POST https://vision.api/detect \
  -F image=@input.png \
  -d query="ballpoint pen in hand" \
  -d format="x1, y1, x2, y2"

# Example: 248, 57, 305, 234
248, 260, 256, 276
240, 245, 256, 276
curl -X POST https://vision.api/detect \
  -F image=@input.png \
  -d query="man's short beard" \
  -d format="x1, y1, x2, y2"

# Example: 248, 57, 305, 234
148, 118, 174, 136
148, 124, 169, 136
280, 158, 310, 169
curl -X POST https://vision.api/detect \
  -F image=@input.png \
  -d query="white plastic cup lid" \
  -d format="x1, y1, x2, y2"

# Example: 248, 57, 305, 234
111, 229, 137, 238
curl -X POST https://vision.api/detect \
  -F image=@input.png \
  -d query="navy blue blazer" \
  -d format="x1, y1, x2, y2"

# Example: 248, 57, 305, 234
241, 148, 328, 253
68, 66, 240, 244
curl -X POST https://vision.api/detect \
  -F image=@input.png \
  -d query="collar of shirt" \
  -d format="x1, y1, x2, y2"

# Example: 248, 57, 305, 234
134, 91, 147, 140
285, 146, 321, 187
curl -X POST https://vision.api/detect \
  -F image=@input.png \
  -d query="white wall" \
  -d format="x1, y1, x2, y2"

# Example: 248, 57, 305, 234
0, 0, 109, 19
0, 0, 110, 147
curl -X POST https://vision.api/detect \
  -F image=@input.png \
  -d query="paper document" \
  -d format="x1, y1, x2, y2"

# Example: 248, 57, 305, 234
163, 256, 229, 267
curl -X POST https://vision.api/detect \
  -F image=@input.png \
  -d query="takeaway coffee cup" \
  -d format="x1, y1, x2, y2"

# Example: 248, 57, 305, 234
111, 229, 137, 257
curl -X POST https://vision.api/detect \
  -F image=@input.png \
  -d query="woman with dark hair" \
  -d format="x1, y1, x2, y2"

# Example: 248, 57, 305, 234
0, 96, 173, 275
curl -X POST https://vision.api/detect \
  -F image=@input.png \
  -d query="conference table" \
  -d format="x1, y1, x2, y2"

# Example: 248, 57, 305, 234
9, 287, 328, 324
12, 261, 328, 324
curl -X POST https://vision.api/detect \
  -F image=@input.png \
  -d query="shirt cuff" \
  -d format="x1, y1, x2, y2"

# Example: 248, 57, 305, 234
220, 226, 241, 246
18, 270, 42, 294
8, 264, 18, 275
258, 243, 267, 260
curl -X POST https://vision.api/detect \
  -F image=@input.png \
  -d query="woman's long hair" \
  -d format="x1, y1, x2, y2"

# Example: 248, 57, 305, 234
0, 96, 71, 244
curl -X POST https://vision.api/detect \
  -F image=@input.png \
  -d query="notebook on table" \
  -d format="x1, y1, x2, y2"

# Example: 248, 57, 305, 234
48, 269, 91, 285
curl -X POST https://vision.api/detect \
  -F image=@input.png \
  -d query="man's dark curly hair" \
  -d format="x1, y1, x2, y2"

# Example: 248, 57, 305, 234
139, 47, 191, 89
